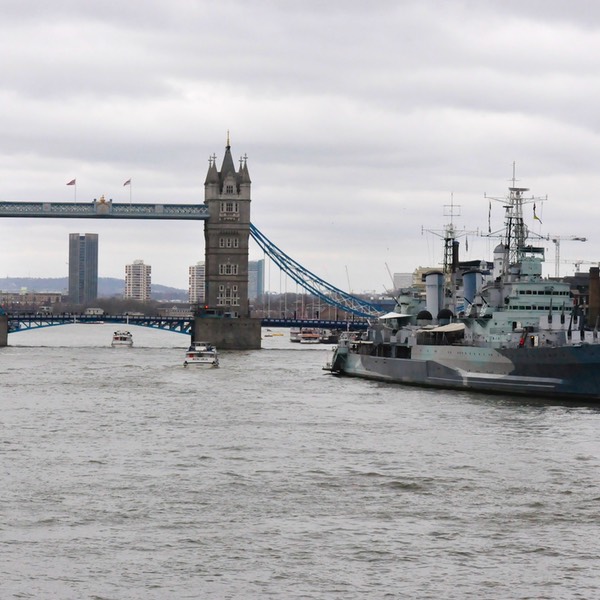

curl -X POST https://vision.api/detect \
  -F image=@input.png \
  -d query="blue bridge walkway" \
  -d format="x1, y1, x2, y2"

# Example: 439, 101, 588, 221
6, 313, 369, 334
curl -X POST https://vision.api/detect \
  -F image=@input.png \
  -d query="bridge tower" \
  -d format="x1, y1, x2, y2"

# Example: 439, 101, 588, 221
204, 135, 252, 316
196, 134, 261, 349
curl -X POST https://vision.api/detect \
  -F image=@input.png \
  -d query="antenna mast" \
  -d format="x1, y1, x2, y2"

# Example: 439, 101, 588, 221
485, 163, 547, 273
443, 193, 461, 274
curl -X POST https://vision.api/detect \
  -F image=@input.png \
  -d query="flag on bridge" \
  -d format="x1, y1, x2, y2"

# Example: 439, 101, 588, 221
123, 179, 131, 186
533, 203, 542, 224
66, 179, 76, 186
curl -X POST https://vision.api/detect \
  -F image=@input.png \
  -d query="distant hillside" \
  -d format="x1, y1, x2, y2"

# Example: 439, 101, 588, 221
0, 277, 188, 301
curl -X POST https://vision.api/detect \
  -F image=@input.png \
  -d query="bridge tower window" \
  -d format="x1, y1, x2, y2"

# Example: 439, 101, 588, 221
219, 236, 239, 248
220, 201, 239, 214
217, 285, 240, 307
219, 263, 239, 275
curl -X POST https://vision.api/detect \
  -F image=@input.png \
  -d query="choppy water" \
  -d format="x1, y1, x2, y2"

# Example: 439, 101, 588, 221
2, 324, 600, 599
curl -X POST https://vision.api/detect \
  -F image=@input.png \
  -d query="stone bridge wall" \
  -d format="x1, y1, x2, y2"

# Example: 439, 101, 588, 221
193, 317, 261, 350
0, 315, 7, 347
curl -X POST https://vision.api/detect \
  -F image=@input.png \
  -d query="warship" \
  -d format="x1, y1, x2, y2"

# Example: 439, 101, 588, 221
326, 183, 600, 400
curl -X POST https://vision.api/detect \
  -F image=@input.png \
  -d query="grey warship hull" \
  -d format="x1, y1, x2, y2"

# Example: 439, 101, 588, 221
329, 343, 600, 401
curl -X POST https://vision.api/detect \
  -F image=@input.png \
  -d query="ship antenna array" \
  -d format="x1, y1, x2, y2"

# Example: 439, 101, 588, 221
484, 175, 547, 271
422, 194, 479, 316
423, 193, 478, 274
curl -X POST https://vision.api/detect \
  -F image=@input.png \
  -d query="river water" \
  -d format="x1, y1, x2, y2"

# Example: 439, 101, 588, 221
2, 324, 600, 599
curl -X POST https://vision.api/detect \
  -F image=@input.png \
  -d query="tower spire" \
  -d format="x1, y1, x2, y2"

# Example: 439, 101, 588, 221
226, 129, 230, 148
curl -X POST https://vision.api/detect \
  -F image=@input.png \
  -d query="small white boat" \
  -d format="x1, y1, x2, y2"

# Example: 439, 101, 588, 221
264, 329, 285, 338
111, 330, 133, 347
299, 328, 321, 344
183, 341, 219, 368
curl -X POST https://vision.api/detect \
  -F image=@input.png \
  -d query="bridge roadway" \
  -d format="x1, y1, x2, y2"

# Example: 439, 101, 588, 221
6, 313, 369, 334
261, 317, 369, 331
0, 200, 209, 220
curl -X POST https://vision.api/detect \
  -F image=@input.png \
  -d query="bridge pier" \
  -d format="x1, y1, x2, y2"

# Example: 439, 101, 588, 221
0, 314, 7, 347
193, 316, 261, 350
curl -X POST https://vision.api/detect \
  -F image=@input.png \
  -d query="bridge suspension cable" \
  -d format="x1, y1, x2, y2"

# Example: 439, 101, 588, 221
249, 223, 384, 318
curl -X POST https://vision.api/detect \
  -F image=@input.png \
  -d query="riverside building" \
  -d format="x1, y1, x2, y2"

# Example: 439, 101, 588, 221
68, 233, 99, 304
125, 260, 151, 301
188, 262, 206, 304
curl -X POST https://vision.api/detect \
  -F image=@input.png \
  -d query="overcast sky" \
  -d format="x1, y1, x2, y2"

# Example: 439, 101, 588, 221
2, 0, 600, 294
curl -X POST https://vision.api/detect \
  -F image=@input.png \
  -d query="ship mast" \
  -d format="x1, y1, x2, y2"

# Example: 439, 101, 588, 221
505, 185, 529, 268
443, 193, 460, 275
423, 194, 477, 313
486, 163, 547, 275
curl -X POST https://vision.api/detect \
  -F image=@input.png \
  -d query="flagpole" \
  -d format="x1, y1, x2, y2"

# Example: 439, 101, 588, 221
124, 178, 132, 204
66, 179, 77, 202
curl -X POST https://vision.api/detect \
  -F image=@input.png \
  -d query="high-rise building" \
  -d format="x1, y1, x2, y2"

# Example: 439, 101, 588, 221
189, 261, 206, 304
68, 233, 99, 304
248, 259, 265, 301
125, 260, 151, 301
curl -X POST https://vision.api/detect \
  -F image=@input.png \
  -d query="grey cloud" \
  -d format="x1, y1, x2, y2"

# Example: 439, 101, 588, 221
0, 0, 599, 291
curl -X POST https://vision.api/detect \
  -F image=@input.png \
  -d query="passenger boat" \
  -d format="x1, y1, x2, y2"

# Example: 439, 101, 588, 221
183, 341, 219, 368
111, 330, 133, 347
325, 182, 600, 401
299, 328, 321, 344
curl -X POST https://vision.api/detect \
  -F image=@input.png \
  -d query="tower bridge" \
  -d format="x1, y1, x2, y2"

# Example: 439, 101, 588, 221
0, 139, 383, 348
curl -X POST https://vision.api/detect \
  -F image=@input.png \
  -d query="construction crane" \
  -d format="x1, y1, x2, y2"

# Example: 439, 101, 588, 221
569, 259, 598, 273
548, 235, 587, 277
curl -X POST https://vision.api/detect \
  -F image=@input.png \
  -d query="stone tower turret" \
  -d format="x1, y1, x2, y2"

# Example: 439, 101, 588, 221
203, 134, 251, 316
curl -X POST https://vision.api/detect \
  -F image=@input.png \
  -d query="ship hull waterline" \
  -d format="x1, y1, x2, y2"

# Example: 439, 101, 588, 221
329, 343, 600, 401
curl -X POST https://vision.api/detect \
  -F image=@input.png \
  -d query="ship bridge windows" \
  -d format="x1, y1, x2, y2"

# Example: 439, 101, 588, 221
512, 303, 570, 312
518, 289, 570, 296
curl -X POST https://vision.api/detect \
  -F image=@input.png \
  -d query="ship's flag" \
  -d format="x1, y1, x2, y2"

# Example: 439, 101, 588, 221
123, 179, 131, 186
66, 179, 76, 186
488, 200, 491, 233
533, 203, 542, 224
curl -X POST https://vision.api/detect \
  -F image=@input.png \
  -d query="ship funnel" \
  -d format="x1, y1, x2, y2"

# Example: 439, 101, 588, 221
463, 270, 482, 306
425, 271, 444, 320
